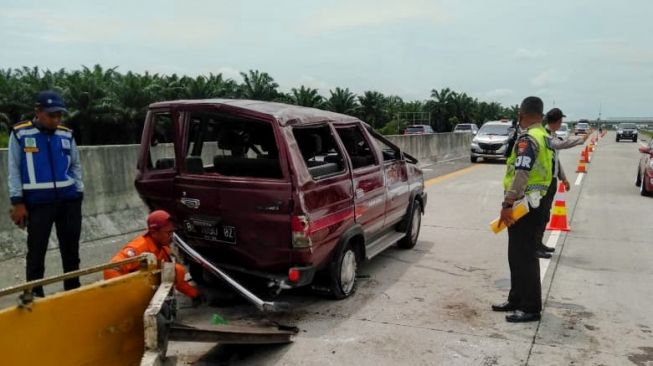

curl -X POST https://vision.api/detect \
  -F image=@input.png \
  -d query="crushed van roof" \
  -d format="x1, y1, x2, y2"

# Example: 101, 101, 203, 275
148, 99, 362, 126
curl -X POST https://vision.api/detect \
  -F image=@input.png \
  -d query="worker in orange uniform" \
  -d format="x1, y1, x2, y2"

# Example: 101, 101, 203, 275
104, 210, 204, 305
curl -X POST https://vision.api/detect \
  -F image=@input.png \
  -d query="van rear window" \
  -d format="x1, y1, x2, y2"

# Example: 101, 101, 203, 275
184, 111, 282, 179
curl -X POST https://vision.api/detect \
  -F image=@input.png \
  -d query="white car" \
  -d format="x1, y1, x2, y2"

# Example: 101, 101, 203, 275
470, 120, 515, 163
453, 123, 479, 135
555, 123, 570, 139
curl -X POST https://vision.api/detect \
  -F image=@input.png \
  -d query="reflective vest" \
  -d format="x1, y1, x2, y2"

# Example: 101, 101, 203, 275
12, 121, 79, 204
503, 124, 553, 197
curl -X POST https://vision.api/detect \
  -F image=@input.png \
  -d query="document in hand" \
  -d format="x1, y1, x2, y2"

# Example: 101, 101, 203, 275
490, 199, 529, 234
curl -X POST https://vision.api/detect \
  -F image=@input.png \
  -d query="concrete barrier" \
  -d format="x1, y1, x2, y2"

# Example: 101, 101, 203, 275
0, 133, 471, 261
386, 132, 472, 165
0, 145, 149, 261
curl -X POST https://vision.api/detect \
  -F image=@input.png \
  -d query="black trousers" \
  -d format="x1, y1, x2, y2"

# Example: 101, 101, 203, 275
507, 203, 542, 313
536, 178, 558, 247
26, 199, 82, 296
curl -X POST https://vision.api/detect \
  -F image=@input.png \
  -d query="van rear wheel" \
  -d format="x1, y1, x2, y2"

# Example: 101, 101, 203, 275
329, 241, 358, 299
398, 201, 422, 249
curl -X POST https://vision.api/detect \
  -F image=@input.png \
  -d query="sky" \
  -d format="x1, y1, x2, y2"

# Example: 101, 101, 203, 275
1, 0, 653, 120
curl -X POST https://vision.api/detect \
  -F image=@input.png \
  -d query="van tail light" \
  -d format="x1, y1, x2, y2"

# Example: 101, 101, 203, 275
288, 268, 301, 283
291, 215, 312, 248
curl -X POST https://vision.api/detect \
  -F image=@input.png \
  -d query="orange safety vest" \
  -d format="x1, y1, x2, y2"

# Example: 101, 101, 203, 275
103, 234, 199, 299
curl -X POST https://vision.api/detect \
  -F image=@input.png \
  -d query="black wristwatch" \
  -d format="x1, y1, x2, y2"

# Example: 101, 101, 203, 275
501, 201, 512, 209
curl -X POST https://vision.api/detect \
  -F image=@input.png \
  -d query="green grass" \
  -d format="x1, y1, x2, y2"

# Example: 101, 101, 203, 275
0, 133, 8, 148
641, 130, 653, 139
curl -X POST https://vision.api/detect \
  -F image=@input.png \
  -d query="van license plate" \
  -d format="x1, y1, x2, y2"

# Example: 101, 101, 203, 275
187, 221, 236, 244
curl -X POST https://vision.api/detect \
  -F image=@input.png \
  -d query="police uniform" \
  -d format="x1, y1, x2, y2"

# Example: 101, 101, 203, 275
502, 124, 553, 315
8, 120, 84, 296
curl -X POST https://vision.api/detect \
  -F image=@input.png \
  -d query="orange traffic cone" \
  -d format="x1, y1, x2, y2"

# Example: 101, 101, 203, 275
547, 182, 570, 231
576, 161, 587, 173
588, 144, 594, 153
580, 148, 590, 164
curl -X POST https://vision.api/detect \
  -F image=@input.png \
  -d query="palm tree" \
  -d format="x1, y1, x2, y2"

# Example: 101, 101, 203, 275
358, 91, 388, 128
326, 87, 358, 115
239, 70, 279, 100
291, 86, 324, 108
429, 87, 456, 131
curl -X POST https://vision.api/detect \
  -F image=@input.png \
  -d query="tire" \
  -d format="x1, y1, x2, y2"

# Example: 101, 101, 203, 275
471, 156, 478, 163
636, 168, 642, 187
616, 137, 619, 142
329, 241, 359, 299
641, 174, 651, 196
398, 200, 422, 249
633, 137, 637, 142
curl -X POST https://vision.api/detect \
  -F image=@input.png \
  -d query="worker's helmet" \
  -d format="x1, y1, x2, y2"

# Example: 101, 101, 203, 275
147, 210, 175, 232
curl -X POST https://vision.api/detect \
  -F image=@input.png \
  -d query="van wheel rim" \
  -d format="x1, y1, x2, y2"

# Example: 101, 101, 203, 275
411, 208, 421, 242
340, 250, 357, 294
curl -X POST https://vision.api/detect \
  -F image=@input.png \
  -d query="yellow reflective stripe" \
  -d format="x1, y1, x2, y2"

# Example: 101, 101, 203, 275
551, 206, 567, 216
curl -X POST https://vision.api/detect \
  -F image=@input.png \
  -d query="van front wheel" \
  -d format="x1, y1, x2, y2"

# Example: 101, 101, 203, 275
398, 201, 422, 249
329, 242, 358, 299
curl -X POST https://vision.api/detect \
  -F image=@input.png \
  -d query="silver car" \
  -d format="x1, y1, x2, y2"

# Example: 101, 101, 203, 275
470, 120, 515, 163
555, 123, 570, 139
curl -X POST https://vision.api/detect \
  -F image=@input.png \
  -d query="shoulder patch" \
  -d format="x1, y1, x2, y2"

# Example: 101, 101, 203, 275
13, 121, 33, 130
57, 125, 72, 132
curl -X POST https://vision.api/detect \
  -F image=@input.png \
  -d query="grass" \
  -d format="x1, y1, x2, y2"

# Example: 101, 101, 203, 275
0, 132, 8, 148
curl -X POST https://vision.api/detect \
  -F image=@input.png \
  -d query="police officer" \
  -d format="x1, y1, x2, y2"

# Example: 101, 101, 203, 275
535, 108, 590, 258
7, 90, 84, 297
492, 96, 552, 322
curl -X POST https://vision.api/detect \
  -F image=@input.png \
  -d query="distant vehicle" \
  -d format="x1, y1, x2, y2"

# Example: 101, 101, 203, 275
616, 123, 638, 142
575, 121, 590, 135
403, 124, 434, 135
453, 123, 479, 135
470, 120, 515, 163
635, 139, 653, 196
555, 123, 570, 140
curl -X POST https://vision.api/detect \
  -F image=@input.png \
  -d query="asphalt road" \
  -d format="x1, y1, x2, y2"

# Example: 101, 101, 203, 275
163, 131, 652, 365
1, 132, 651, 365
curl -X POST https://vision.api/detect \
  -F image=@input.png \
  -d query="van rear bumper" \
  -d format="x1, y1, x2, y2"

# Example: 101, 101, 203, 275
195, 259, 317, 289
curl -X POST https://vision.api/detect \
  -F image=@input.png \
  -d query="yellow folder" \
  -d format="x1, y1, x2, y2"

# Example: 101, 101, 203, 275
490, 199, 529, 234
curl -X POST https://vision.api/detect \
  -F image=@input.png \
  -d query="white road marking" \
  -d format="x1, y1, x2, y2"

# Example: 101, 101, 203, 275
540, 231, 561, 282
575, 173, 584, 186
422, 168, 433, 172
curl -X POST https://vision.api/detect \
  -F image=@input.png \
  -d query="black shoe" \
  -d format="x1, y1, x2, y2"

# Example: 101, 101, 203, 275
506, 310, 541, 323
535, 250, 552, 259
492, 301, 518, 312
540, 244, 555, 253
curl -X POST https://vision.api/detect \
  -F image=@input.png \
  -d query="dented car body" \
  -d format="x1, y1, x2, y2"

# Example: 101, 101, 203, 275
135, 99, 426, 298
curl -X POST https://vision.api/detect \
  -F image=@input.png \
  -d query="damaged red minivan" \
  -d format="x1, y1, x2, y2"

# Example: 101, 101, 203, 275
135, 100, 426, 298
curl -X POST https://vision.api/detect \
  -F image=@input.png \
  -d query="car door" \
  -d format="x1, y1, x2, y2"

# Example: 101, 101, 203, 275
335, 124, 386, 238
370, 132, 410, 229
135, 109, 180, 214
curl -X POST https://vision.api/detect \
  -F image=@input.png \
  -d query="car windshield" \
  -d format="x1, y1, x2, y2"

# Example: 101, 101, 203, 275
455, 124, 471, 130
407, 126, 425, 133
478, 124, 511, 136
620, 124, 636, 129
559, 125, 568, 131
577, 123, 589, 129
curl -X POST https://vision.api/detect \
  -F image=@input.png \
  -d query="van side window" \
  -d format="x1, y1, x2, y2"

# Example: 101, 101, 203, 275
336, 126, 377, 169
292, 125, 346, 179
373, 137, 400, 162
148, 113, 175, 170
184, 111, 281, 179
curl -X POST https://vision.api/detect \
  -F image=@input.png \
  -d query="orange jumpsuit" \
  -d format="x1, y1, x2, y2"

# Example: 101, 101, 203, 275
103, 234, 199, 299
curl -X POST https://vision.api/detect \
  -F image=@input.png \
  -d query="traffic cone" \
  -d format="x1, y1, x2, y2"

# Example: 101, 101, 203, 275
547, 182, 571, 231
580, 148, 590, 164
588, 143, 594, 153
576, 160, 587, 173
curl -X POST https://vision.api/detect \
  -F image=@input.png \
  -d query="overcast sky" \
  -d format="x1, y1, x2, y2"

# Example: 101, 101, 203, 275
2, 0, 652, 120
